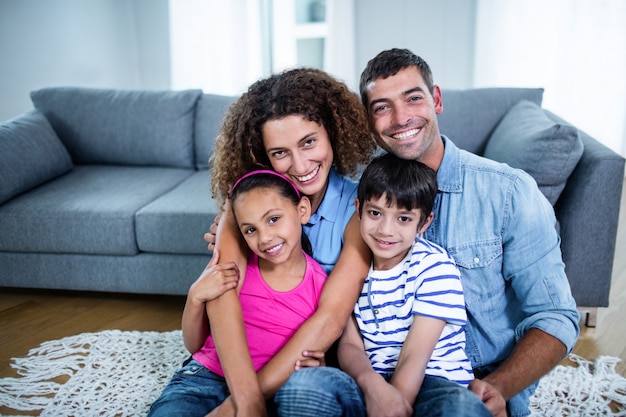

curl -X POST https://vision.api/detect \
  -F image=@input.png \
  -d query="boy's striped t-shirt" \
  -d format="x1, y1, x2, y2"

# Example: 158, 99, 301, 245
354, 237, 474, 386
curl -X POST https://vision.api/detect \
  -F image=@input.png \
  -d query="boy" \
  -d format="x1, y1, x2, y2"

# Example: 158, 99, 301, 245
337, 153, 481, 416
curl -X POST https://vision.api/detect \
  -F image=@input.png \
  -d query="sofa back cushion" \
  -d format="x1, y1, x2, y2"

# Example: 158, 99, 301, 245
194, 93, 237, 169
438, 88, 544, 154
31, 87, 202, 168
0, 110, 73, 204
483, 100, 584, 205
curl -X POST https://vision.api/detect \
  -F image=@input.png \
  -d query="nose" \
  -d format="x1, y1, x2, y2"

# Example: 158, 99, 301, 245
377, 217, 394, 236
258, 226, 273, 244
392, 104, 412, 127
291, 151, 308, 175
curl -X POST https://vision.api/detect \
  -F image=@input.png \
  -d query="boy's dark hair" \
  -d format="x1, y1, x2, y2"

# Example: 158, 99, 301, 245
357, 153, 438, 229
230, 172, 312, 256
359, 48, 434, 111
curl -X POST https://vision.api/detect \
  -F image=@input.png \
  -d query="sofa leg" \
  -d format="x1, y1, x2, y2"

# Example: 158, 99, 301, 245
577, 307, 598, 327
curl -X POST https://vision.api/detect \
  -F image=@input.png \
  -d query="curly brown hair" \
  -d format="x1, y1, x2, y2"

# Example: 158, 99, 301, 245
209, 68, 376, 203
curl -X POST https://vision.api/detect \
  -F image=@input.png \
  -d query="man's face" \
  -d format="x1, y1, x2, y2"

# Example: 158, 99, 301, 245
365, 66, 443, 163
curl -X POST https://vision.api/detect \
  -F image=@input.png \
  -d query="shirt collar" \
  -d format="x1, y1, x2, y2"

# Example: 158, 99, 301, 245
437, 135, 463, 193
309, 167, 342, 223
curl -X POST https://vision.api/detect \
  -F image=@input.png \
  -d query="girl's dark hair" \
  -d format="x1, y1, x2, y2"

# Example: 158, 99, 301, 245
357, 153, 438, 229
231, 172, 312, 256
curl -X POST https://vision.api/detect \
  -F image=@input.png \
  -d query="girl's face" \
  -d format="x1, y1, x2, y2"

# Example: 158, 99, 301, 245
233, 187, 311, 266
262, 115, 334, 212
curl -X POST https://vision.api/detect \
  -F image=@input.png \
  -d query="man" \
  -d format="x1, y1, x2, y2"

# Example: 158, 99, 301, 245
356, 48, 579, 416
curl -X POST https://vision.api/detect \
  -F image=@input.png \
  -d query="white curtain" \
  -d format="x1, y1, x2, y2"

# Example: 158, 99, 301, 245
168, 0, 266, 95
474, 0, 626, 157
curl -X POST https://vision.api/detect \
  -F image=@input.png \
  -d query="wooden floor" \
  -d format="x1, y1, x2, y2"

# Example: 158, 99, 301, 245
1, 183, 625, 391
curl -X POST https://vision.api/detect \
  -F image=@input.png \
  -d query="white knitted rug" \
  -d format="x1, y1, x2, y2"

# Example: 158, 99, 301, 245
0, 330, 624, 416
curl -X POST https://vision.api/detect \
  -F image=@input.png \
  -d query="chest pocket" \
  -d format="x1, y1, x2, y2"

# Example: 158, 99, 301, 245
447, 239, 502, 270
446, 239, 503, 308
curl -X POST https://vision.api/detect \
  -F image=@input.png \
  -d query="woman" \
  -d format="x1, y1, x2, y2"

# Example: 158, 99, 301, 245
199, 68, 376, 416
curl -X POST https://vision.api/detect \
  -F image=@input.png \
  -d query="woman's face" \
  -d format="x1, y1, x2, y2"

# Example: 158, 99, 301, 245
262, 115, 333, 211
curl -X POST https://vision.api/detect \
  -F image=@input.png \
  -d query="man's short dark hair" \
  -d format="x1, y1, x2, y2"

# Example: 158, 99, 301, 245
359, 48, 434, 111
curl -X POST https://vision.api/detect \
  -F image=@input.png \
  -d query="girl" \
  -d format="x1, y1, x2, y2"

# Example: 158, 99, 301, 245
202, 68, 375, 416
148, 170, 328, 416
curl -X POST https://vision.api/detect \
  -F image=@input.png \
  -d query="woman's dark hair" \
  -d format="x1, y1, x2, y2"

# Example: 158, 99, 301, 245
210, 67, 376, 204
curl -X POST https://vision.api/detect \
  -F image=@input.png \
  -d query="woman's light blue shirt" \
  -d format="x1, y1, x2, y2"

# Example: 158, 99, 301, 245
303, 168, 357, 274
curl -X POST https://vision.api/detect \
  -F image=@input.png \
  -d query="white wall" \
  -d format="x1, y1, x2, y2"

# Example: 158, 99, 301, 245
0, 0, 170, 122
354, 0, 477, 90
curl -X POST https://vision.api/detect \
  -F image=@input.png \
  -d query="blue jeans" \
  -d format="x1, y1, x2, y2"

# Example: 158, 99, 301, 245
147, 359, 231, 417
148, 358, 279, 416
274, 367, 493, 417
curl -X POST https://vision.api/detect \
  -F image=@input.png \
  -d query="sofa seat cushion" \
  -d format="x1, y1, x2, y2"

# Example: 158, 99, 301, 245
30, 87, 202, 168
0, 110, 73, 205
483, 100, 584, 205
0, 166, 193, 255
136, 170, 221, 254
439, 88, 544, 155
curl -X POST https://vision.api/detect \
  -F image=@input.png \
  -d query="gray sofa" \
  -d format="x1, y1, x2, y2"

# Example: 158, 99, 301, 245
0, 86, 623, 326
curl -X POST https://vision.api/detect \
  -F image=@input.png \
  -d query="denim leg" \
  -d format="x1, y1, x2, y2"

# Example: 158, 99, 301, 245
413, 375, 492, 417
148, 359, 230, 417
274, 367, 366, 417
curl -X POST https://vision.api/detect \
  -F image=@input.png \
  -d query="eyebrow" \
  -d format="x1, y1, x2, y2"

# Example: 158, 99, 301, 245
265, 132, 316, 154
369, 86, 426, 109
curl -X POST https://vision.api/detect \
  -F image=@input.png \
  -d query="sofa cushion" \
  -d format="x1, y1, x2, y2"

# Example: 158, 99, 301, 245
30, 87, 202, 168
0, 110, 73, 205
0, 166, 193, 255
136, 170, 221, 254
194, 93, 237, 169
483, 100, 584, 205
439, 88, 544, 154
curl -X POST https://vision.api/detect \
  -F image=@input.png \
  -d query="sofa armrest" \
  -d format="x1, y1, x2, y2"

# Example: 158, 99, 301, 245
554, 121, 625, 307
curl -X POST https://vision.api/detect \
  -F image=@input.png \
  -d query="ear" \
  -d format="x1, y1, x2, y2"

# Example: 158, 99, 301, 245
433, 85, 443, 115
418, 211, 434, 234
298, 196, 312, 225
354, 198, 362, 219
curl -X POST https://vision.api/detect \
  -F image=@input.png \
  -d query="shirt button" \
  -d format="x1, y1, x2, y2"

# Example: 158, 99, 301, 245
374, 310, 379, 314
474, 256, 480, 263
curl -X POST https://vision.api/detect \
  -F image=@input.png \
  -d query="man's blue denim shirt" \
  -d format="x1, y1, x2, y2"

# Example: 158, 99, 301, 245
425, 136, 580, 416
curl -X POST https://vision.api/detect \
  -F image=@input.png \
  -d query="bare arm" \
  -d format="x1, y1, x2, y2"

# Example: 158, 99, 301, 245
390, 315, 446, 404
204, 206, 266, 416
338, 315, 412, 417
181, 251, 239, 353
256, 213, 371, 396
469, 328, 566, 417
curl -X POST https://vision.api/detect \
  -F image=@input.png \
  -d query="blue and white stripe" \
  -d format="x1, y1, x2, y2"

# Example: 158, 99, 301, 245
355, 237, 474, 386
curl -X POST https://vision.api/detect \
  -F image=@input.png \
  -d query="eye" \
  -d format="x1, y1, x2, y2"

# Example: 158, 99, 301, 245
367, 209, 381, 218
372, 104, 388, 114
398, 216, 412, 223
268, 216, 280, 224
269, 149, 286, 159
244, 226, 256, 235
408, 95, 423, 103
302, 137, 316, 148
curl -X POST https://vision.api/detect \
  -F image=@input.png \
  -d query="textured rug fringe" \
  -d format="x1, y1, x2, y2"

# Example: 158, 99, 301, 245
530, 354, 626, 416
1, 331, 625, 416
0, 330, 187, 417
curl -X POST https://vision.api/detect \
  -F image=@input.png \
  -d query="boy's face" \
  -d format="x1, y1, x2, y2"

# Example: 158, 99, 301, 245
357, 194, 431, 270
